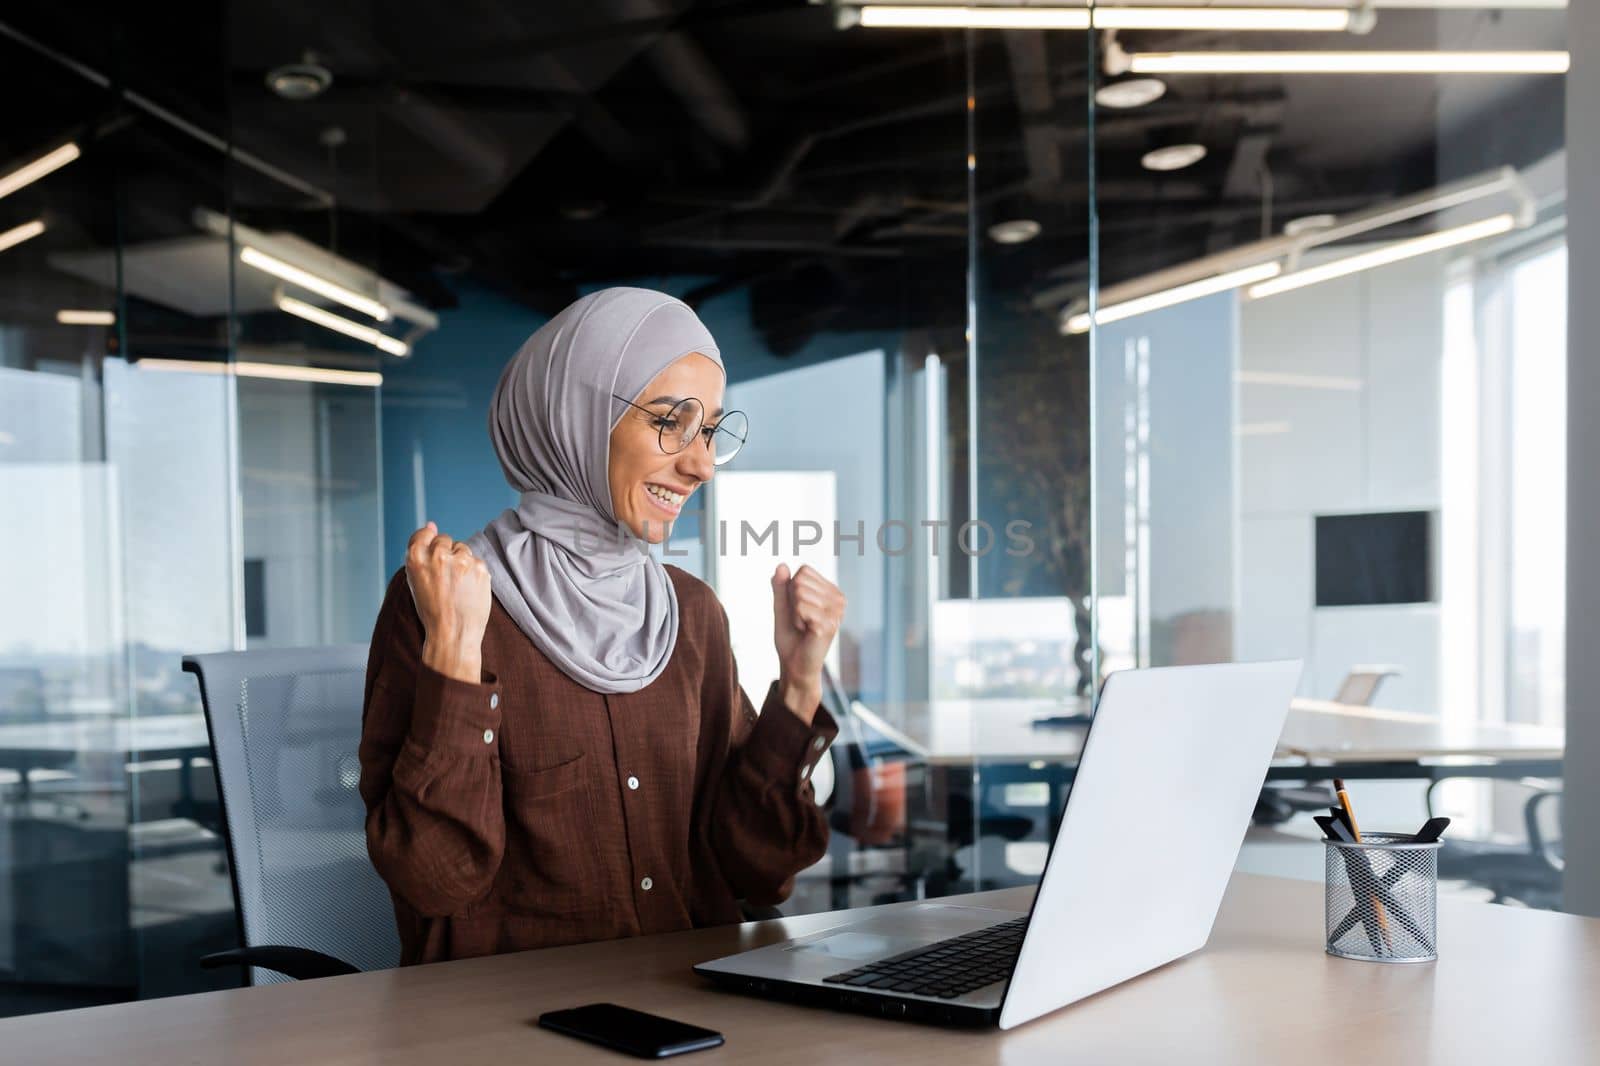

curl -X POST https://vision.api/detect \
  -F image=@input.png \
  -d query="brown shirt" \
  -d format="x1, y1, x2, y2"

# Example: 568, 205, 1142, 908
358, 564, 837, 966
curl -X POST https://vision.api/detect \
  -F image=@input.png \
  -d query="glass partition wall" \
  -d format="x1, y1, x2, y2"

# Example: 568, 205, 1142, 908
0, 6, 394, 1017
0, 10, 243, 1014
0, 0, 1572, 1023
1084, 3, 1568, 907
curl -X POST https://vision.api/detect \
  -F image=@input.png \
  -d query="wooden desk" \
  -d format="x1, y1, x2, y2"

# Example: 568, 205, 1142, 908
4, 874, 1598, 1064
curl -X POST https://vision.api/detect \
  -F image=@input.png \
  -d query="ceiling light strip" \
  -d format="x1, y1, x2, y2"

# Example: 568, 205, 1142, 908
1040, 166, 1526, 315
56, 309, 115, 325
853, 6, 1352, 31
1130, 51, 1571, 74
0, 219, 46, 254
277, 294, 410, 356
1096, 7, 1349, 31
1065, 262, 1281, 333
135, 358, 383, 388
1247, 214, 1517, 299
241, 245, 390, 321
0, 143, 81, 202
857, 5, 1088, 28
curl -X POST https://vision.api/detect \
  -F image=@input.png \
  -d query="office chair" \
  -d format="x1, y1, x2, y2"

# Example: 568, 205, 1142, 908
183, 645, 400, 985
1334, 665, 1402, 707
816, 668, 1032, 906
815, 668, 930, 908
1254, 667, 1401, 825
1428, 776, 1563, 910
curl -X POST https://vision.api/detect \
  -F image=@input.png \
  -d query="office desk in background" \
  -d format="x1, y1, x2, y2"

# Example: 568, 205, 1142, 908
2, 873, 1597, 1064
852, 697, 1565, 779
0, 714, 213, 798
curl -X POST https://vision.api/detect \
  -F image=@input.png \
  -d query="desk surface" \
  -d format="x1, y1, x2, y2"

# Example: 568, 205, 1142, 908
853, 697, 1565, 766
5, 874, 1598, 1065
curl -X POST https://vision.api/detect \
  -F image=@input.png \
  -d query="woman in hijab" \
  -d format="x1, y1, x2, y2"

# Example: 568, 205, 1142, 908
359, 288, 845, 965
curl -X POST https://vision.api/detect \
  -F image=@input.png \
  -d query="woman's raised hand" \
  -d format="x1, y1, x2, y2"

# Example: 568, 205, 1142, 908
406, 522, 492, 683
770, 563, 846, 724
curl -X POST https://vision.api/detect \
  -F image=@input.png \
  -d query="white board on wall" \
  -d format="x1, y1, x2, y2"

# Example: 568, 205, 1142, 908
707, 470, 838, 706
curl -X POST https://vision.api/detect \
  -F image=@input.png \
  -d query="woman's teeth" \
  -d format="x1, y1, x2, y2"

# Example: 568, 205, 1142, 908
646, 484, 684, 506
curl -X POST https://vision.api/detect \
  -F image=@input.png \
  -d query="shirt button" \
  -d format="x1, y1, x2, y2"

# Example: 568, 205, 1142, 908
482, 729, 495, 744
489, 693, 500, 710
640, 877, 653, 891
812, 737, 827, 752
627, 775, 640, 791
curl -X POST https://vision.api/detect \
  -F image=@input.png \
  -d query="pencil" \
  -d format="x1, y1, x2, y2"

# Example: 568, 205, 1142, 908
1334, 778, 1394, 951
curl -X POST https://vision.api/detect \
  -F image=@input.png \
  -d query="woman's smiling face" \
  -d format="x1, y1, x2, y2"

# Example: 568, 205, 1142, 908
608, 352, 725, 543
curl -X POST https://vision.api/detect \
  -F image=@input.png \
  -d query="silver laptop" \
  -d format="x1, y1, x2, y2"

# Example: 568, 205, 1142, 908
695, 660, 1302, 1029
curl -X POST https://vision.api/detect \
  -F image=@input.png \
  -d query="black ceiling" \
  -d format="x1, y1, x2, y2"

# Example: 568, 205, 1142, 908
0, 1, 1569, 352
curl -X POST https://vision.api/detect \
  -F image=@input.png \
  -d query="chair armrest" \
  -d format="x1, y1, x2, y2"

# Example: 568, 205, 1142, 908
200, 946, 360, 981
1524, 787, 1563, 871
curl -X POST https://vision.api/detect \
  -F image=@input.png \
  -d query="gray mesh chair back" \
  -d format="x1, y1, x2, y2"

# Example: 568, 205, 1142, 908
183, 645, 399, 985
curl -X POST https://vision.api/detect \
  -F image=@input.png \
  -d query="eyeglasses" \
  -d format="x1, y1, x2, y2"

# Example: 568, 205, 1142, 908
612, 394, 749, 466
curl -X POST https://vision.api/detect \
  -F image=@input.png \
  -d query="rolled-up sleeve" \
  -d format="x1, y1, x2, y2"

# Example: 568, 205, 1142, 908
704, 613, 838, 905
358, 571, 507, 918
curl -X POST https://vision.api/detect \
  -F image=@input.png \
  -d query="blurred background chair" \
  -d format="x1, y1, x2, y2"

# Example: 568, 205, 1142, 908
811, 668, 1033, 908
1253, 665, 1404, 826
183, 645, 399, 984
1334, 665, 1403, 707
1429, 776, 1563, 909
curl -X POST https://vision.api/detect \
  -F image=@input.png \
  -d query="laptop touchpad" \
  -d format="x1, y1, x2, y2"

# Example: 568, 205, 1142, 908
788, 932, 922, 962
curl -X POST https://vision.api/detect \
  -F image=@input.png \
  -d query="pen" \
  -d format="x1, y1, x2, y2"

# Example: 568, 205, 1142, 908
1334, 778, 1393, 951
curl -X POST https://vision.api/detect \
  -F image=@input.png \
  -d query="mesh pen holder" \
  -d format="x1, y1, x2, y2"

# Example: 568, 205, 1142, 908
1324, 833, 1441, 963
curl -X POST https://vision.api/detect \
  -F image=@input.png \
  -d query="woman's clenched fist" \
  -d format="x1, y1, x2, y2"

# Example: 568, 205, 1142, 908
405, 522, 492, 683
770, 563, 846, 724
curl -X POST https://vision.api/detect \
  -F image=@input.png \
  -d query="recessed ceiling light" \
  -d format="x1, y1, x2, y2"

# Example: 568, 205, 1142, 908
1141, 144, 1207, 172
1095, 78, 1167, 110
266, 60, 333, 101
988, 219, 1042, 245
1283, 213, 1338, 237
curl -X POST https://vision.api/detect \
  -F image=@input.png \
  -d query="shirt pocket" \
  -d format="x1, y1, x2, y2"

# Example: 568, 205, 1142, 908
503, 751, 586, 799
499, 753, 603, 914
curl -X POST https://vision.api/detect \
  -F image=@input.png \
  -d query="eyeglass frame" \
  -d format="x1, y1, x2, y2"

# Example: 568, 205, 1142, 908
610, 393, 748, 465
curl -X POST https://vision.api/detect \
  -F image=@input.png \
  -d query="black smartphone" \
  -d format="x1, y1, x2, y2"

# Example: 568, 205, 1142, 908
537, 1003, 724, 1059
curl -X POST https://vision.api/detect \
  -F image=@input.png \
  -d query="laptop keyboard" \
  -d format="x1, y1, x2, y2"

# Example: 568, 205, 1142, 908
820, 916, 1027, 999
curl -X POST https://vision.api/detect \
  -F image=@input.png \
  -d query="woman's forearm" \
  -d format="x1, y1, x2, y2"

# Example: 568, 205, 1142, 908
423, 637, 482, 684
776, 674, 822, 725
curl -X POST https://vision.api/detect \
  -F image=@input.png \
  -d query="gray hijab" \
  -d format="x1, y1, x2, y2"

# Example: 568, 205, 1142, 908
467, 287, 723, 693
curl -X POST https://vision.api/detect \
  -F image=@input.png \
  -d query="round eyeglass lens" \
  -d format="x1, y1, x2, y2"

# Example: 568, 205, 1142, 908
659, 397, 705, 454
711, 410, 748, 466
